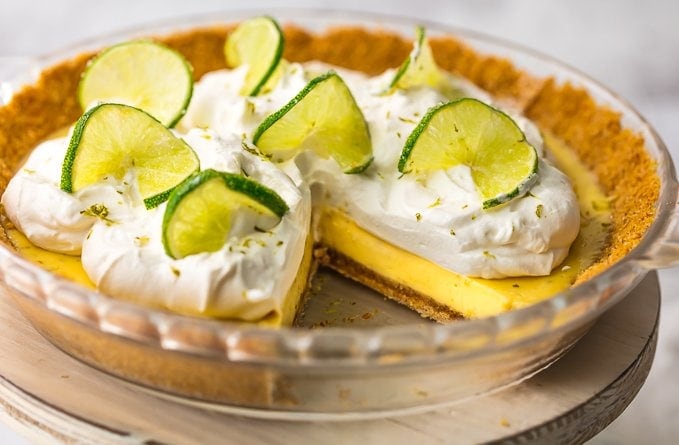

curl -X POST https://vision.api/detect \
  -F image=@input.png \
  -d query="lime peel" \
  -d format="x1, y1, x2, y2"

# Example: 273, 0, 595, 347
253, 71, 373, 174
78, 40, 193, 128
389, 25, 444, 91
399, 98, 539, 209
162, 168, 289, 259
224, 16, 285, 96
61, 103, 199, 209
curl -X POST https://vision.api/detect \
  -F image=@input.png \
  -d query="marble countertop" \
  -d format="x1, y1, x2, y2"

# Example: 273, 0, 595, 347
1, 1, 677, 443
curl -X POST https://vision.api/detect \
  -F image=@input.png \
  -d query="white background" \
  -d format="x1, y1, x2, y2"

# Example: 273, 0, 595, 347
1, 0, 678, 443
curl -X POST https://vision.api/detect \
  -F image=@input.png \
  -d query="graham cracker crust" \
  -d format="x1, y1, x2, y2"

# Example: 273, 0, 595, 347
314, 245, 464, 322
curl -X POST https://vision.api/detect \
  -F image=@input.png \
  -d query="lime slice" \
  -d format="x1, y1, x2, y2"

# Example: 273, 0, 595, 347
389, 26, 444, 91
253, 71, 373, 173
225, 16, 285, 96
162, 169, 289, 259
399, 98, 538, 209
61, 103, 200, 209
78, 40, 193, 128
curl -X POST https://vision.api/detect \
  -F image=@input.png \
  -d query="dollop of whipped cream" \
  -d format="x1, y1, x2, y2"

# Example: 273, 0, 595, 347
179, 62, 580, 278
2, 129, 310, 320
2, 59, 580, 321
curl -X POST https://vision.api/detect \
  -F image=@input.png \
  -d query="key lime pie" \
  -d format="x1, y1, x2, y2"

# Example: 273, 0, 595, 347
0, 17, 658, 328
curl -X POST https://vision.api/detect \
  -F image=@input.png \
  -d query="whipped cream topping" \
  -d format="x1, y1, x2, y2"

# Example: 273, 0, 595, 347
180, 62, 580, 278
2, 59, 580, 320
3, 129, 310, 320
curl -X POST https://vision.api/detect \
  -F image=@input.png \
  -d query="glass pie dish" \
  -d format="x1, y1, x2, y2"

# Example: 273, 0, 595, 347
0, 9, 677, 420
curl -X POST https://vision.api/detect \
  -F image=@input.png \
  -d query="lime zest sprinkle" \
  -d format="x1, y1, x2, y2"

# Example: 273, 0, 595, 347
536, 204, 544, 218
428, 197, 442, 208
80, 204, 115, 225
483, 250, 496, 259
134, 236, 150, 247
398, 116, 418, 124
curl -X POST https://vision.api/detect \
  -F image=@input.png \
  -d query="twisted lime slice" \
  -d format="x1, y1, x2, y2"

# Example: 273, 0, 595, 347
78, 40, 193, 127
253, 71, 373, 173
162, 169, 289, 259
61, 103, 199, 209
225, 16, 285, 96
399, 98, 538, 209
389, 26, 444, 91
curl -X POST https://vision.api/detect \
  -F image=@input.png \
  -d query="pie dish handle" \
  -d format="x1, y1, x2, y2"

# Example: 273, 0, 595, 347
635, 182, 679, 270
0, 57, 37, 105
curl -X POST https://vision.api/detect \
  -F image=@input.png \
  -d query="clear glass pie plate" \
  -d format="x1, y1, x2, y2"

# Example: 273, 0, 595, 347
0, 9, 677, 420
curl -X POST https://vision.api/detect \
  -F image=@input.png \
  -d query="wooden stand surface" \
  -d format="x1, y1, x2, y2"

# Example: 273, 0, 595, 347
0, 273, 660, 445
